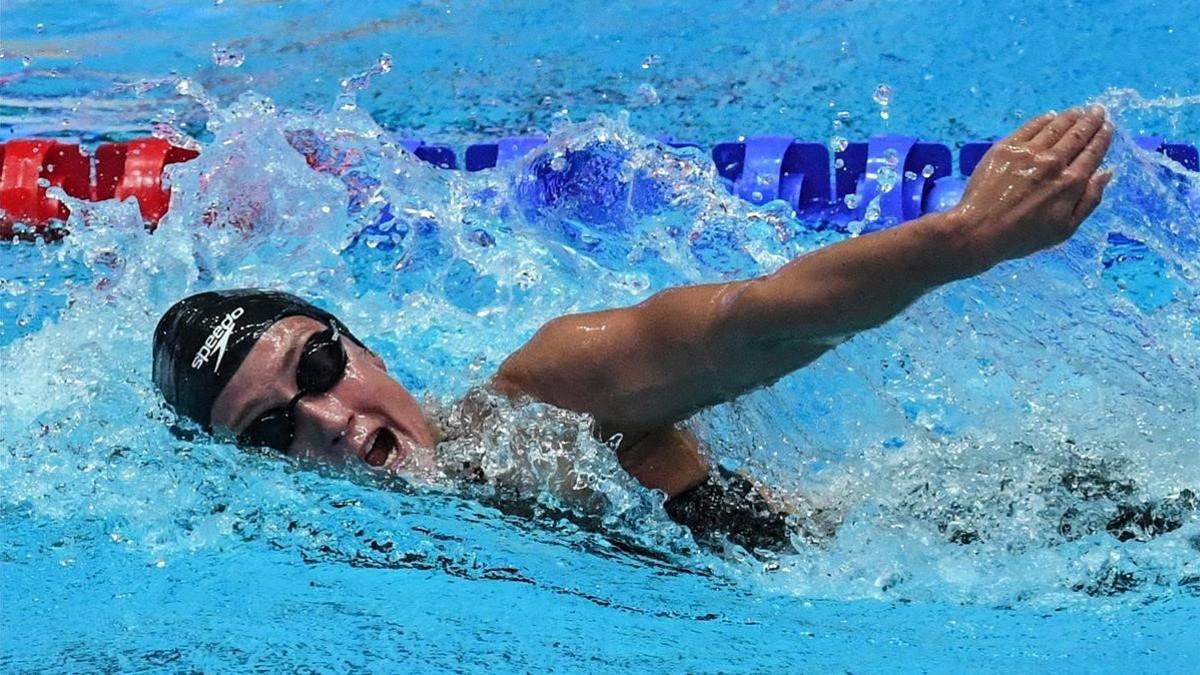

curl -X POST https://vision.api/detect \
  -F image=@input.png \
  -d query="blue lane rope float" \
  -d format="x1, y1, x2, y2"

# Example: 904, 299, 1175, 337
0, 133, 1195, 239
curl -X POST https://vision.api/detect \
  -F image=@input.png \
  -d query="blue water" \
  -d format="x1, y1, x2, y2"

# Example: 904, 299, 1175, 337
3, 1, 1200, 672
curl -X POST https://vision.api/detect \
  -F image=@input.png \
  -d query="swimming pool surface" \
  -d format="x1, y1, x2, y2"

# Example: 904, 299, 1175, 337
2, 1, 1200, 672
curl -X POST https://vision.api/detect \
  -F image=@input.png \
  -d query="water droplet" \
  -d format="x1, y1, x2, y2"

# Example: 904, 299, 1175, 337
837, 111, 852, 121
211, 44, 245, 68
864, 201, 881, 222
877, 167, 898, 193
873, 84, 892, 106
36, 177, 50, 188
884, 148, 899, 167
904, 170, 918, 181
471, 229, 495, 247
549, 154, 567, 172
921, 164, 935, 178
641, 54, 660, 69
35, 23, 44, 33
637, 83, 659, 105
834, 158, 845, 169
830, 136, 849, 152
21, 56, 31, 67
844, 193, 860, 209
880, 109, 890, 120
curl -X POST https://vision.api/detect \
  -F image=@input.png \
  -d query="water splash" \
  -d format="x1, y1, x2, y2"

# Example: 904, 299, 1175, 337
336, 53, 393, 112
1, 82, 1199, 609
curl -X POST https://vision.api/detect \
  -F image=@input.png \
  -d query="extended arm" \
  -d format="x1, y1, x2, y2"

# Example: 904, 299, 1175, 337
497, 107, 1114, 441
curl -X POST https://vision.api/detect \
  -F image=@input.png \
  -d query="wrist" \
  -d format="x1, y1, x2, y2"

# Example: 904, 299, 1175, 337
919, 207, 988, 282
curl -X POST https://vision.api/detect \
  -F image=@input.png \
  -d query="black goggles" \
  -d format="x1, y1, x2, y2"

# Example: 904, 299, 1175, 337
237, 324, 348, 452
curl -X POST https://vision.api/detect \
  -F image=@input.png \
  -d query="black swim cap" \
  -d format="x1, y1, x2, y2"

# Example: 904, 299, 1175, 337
152, 289, 361, 431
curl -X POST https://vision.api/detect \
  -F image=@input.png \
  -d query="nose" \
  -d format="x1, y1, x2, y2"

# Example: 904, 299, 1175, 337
293, 391, 356, 457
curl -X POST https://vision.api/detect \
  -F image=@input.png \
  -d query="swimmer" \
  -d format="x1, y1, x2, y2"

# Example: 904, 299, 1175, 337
153, 106, 1120, 550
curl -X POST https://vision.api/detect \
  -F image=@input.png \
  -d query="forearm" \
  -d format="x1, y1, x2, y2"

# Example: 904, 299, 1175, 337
724, 209, 974, 348
496, 211, 977, 429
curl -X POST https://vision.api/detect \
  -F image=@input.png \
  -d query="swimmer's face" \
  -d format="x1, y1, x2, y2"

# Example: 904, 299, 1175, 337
209, 316, 439, 475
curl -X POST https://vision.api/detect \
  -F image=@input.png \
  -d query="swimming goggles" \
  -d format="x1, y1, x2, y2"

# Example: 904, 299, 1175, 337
237, 323, 347, 452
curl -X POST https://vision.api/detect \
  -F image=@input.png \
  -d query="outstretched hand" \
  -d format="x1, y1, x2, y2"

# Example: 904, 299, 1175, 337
950, 105, 1114, 274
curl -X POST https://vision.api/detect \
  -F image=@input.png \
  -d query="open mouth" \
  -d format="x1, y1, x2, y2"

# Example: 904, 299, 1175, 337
363, 427, 401, 468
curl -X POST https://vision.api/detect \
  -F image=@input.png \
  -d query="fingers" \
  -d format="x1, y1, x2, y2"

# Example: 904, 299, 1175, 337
1030, 108, 1085, 150
1071, 170, 1114, 225
1008, 112, 1056, 143
1052, 106, 1106, 158
1067, 120, 1115, 178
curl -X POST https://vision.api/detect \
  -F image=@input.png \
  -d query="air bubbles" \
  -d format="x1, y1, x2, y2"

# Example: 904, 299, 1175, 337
844, 193, 860, 209
640, 54, 660, 69
834, 158, 845, 169
35, 23, 45, 33
921, 163, 936, 178
21, 56, 32, 67
830, 136, 849, 153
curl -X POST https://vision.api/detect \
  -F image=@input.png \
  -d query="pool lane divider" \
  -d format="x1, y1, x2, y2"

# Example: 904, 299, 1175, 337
0, 138, 198, 239
1, 135, 1195, 241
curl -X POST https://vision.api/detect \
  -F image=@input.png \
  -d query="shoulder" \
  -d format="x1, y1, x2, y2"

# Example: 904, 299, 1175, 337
492, 310, 633, 410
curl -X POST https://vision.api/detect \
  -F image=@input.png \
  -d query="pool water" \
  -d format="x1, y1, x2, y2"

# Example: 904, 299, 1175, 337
2, 1, 1200, 671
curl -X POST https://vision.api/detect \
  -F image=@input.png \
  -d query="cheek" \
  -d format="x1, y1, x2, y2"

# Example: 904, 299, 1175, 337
350, 355, 418, 410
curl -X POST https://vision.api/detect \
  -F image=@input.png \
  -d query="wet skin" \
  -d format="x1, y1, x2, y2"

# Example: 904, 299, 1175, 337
206, 106, 1115, 502
209, 316, 440, 475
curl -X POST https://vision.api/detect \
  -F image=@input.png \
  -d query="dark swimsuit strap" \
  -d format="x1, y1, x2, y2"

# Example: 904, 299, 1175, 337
663, 465, 795, 552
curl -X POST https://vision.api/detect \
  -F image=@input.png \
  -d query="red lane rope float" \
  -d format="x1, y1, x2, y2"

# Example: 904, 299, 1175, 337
0, 137, 199, 240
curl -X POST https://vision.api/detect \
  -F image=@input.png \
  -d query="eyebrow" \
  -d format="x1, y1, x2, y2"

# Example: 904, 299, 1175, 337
229, 328, 316, 434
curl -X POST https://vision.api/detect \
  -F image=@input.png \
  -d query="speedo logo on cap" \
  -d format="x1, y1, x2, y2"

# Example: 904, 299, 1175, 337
192, 307, 245, 373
